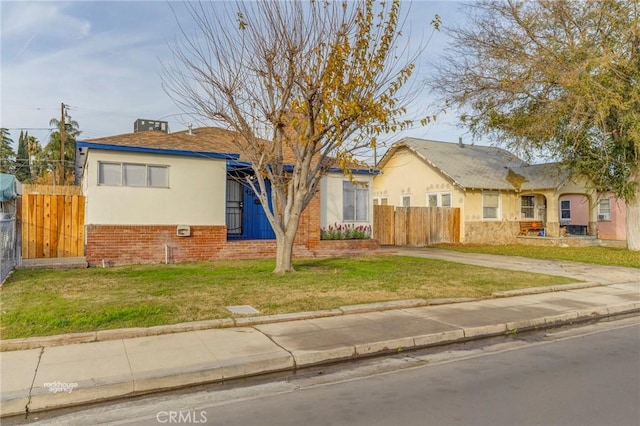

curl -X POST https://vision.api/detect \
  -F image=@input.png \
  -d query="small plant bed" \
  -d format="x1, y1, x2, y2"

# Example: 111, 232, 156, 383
0, 255, 577, 339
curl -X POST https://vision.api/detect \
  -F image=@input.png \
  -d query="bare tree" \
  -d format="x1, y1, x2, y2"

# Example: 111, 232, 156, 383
163, 0, 438, 272
431, 0, 640, 250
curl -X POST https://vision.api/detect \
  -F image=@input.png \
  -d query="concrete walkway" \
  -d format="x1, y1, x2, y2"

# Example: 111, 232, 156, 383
1, 249, 638, 418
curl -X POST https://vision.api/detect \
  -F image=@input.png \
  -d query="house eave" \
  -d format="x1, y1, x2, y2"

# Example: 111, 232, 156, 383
76, 141, 240, 160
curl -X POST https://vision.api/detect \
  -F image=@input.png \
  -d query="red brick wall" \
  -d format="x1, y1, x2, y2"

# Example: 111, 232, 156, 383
85, 192, 377, 266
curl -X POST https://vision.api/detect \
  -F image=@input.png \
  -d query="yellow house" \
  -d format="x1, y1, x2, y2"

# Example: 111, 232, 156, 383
374, 138, 600, 244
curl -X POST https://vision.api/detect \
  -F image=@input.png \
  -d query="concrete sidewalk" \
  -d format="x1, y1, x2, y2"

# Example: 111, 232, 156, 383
1, 249, 639, 418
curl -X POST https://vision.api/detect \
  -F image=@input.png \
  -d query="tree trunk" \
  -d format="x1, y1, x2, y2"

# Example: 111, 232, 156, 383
626, 193, 640, 251
273, 233, 295, 273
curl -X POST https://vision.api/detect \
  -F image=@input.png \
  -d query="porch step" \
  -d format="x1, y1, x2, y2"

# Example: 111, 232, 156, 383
18, 257, 88, 270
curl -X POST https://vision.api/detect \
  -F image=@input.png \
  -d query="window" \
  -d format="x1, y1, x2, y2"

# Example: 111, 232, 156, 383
123, 164, 146, 187
373, 198, 389, 206
598, 199, 611, 221
427, 192, 452, 207
343, 181, 368, 221
148, 165, 169, 188
98, 162, 121, 186
98, 162, 169, 188
521, 196, 535, 219
401, 195, 411, 207
482, 191, 500, 219
560, 200, 571, 220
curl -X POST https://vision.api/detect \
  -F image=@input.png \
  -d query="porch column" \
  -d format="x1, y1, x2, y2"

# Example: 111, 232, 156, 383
588, 194, 598, 236
545, 192, 560, 237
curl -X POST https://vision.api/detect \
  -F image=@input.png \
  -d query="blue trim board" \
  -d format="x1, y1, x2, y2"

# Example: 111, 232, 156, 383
227, 161, 378, 175
78, 142, 378, 174
76, 141, 240, 160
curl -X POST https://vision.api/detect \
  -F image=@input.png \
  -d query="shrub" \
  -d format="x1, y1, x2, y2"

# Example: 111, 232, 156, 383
320, 223, 372, 240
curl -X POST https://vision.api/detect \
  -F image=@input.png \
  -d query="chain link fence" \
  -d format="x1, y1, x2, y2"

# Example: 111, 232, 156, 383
1, 217, 17, 283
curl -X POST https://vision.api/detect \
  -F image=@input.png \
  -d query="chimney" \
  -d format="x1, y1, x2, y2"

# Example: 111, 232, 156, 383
458, 136, 464, 148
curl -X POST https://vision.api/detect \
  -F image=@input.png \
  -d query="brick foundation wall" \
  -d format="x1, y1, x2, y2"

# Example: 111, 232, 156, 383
86, 225, 229, 266
85, 192, 369, 266
86, 221, 373, 266
315, 239, 381, 254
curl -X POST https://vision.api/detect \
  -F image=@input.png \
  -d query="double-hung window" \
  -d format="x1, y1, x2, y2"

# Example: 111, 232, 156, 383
482, 191, 500, 220
560, 200, 571, 220
343, 181, 369, 221
521, 196, 535, 219
427, 192, 452, 207
598, 199, 611, 221
98, 162, 169, 188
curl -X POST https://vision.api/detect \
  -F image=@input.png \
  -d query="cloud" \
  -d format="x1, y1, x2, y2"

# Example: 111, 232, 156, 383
1, 2, 91, 40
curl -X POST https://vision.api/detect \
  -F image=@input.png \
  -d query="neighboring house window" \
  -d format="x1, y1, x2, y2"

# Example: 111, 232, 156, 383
482, 191, 500, 219
343, 181, 368, 221
401, 195, 411, 207
598, 199, 611, 221
98, 162, 169, 188
521, 196, 535, 219
427, 192, 452, 207
560, 200, 571, 220
373, 197, 389, 206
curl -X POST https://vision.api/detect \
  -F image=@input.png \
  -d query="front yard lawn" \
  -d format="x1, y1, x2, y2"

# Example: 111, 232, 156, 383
0, 255, 576, 339
433, 244, 640, 268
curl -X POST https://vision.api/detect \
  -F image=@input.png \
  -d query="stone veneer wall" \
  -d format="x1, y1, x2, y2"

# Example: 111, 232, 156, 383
464, 221, 520, 245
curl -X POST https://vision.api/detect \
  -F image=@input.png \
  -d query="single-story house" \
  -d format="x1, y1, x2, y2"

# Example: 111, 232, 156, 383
75, 123, 377, 266
373, 137, 625, 244
558, 193, 626, 240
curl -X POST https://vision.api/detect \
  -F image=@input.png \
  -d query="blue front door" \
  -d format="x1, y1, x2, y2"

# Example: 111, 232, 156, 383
226, 178, 275, 240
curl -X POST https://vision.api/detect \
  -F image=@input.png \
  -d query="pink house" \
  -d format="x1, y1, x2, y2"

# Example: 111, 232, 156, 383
558, 193, 626, 241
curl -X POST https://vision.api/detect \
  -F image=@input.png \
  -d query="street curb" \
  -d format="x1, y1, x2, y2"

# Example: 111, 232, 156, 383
0, 282, 600, 352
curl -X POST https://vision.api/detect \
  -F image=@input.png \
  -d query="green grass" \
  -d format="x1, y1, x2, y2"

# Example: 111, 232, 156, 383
433, 244, 640, 268
0, 255, 577, 339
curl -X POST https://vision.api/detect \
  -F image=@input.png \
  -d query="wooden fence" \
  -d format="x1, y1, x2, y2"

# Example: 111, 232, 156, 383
20, 188, 85, 259
374, 205, 460, 246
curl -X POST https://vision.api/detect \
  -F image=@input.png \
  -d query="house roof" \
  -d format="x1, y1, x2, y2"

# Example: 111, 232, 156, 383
78, 126, 377, 177
82, 127, 245, 160
512, 163, 569, 191
379, 137, 567, 191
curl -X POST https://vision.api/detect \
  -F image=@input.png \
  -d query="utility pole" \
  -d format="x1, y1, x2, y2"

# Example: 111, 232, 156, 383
60, 102, 67, 185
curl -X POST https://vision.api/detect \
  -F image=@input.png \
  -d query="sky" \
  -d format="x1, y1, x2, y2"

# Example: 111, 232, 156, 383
0, 1, 475, 161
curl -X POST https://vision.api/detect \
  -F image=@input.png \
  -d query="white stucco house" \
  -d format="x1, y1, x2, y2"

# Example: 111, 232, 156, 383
75, 123, 377, 265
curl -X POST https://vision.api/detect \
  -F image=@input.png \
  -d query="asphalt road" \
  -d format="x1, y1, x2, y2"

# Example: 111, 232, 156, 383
25, 318, 639, 426
162, 322, 639, 426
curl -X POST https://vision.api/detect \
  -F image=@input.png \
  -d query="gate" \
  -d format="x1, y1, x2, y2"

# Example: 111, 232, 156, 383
374, 205, 460, 246
21, 191, 85, 259
1, 217, 16, 282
